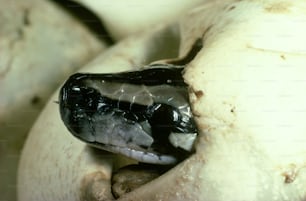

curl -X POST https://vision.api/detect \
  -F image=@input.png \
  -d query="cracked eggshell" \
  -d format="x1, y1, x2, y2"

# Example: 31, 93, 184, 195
18, 24, 180, 201
120, 1, 306, 201
0, 0, 105, 200
18, 0, 306, 201
72, 0, 206, 40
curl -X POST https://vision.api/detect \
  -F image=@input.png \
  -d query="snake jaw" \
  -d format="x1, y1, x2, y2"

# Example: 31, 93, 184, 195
93, 144, 178, 165
59, 65, 198, 165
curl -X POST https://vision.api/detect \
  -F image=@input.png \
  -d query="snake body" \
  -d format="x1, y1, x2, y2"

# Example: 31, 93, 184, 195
59, 64, 197, 164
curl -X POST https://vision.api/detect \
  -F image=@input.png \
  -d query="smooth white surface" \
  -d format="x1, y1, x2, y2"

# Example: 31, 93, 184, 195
73, 0, 205, 39
0, 0, 105, 200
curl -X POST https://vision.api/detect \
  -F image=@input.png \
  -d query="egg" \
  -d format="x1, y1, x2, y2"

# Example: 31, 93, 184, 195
18, 0, 306, 201
0, 0, 106, 200
72, 0, 205, 40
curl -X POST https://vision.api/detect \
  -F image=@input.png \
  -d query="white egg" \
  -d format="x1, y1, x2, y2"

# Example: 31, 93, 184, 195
18, 0, 306, 201
72, 0, 205, 40
0, 0, 106, 200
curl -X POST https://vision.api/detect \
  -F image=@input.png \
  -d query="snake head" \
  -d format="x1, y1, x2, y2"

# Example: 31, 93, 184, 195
59, 65, 198, 165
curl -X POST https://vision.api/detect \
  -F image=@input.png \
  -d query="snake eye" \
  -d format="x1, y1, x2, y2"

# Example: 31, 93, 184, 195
69, 87, 99, 115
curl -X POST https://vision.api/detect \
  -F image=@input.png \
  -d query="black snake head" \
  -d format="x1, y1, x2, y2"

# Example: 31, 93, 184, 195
59, 65, 198, 165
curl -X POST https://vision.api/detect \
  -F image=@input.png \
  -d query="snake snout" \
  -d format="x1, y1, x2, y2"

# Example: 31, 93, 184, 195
59, 74, 101, 142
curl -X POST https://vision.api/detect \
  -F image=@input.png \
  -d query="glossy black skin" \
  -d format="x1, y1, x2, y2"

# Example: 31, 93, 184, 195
59, 66, 198, 162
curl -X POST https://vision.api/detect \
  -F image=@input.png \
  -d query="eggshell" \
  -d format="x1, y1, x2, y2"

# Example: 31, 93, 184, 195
18, 0, 306, 201
0, 0, 106, 200
121, 1, 306, 200
72, 0, 206, 40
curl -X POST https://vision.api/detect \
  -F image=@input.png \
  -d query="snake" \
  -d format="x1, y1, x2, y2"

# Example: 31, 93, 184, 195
59, 64, 198, 165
